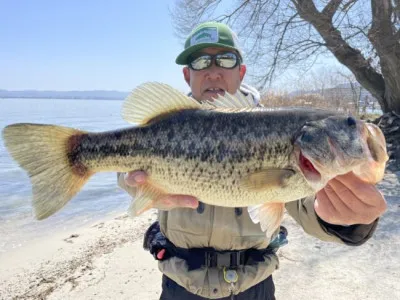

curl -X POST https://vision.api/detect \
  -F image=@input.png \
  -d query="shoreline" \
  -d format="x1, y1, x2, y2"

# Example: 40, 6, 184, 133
0, 210, 159, 299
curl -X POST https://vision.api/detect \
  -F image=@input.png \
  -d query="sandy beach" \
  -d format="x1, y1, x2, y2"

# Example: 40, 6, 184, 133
0, 170, 399, 300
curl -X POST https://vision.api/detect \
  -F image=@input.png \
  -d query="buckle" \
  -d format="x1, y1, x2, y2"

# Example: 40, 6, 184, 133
229, 252, 241, 268
217, 253, 231, 267
205, 252, 218, 268
205, 251, 246, 268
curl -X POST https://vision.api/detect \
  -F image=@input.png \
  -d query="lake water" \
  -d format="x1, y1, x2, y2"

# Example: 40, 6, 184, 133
0, 98, 134, 253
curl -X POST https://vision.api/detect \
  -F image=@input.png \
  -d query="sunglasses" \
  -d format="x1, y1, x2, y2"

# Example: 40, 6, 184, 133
188, 52, 240, 71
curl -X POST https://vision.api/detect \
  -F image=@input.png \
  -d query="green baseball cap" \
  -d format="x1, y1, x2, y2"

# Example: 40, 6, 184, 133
175, 21, 243, 65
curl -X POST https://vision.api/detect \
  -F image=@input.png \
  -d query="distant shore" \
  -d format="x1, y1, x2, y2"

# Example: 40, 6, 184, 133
0, 90, 129, 100
1, 96, 126, 100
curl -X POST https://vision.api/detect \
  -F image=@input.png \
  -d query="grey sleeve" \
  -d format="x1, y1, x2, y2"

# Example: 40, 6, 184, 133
285, 196, 346, 244
285, 196, 378, 246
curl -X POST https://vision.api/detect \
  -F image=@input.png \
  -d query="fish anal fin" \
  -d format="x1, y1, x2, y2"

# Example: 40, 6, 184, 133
240, 168, 295, 191
122, 82, 202, 125
248, 203, 285, 239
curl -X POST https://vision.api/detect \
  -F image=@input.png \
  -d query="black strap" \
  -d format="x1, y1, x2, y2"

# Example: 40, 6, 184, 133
143, 221, 285, 271
174, 247, 273, 271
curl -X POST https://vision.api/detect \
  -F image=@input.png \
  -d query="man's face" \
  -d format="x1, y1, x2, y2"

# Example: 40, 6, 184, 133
182, 47, 246, 102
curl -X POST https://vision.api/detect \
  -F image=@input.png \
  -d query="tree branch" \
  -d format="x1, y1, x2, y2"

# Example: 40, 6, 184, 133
342, 0, 358, 13
369, 0, 394, 40
342, 23, 371, 41
322, 0, 343, 20
264, 12, 300, 86
292, 0, 386, 110
216, 0, 250, 23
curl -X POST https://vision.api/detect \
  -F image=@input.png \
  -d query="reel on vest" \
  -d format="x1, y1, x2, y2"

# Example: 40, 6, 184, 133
223, 266, 239, 299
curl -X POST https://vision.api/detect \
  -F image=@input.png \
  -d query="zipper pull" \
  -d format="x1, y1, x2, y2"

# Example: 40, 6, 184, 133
230, 282, 235, 300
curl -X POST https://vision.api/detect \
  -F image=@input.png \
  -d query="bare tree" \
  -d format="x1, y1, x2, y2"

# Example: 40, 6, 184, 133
170, 0, 400, 114
338, 71, 362, 114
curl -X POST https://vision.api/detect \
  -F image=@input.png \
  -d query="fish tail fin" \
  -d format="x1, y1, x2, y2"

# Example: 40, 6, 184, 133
2, 123, 93, 220
248, 203, 285, 239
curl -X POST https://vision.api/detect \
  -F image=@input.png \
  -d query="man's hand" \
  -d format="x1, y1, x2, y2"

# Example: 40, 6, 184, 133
123, 171, 199, 210
315, 172, 387, 225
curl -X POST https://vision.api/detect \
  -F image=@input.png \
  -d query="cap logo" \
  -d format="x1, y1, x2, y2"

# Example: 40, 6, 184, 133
190, 27, 219, 46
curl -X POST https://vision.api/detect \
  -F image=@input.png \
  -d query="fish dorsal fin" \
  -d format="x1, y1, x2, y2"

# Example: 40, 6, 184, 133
205, 91, 257, 109
122, 82, 202, 125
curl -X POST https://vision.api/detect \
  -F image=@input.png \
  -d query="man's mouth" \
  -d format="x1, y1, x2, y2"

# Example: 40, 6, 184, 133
204, 87, 225, 97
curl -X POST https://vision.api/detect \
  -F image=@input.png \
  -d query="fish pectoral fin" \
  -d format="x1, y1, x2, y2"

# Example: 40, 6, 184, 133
248, 203, 285, 239
129, 180, 166, 216
122, 82, 202, 125
240, 169, 295, 191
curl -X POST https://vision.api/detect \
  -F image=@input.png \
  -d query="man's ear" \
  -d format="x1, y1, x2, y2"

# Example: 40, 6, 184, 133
183, 67, 190, 85
239, 64, 247, 81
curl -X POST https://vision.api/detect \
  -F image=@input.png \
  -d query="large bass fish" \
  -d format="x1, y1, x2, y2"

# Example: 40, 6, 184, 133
2, 82, 388, 236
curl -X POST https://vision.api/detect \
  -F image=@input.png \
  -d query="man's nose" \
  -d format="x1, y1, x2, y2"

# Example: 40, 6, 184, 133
205, 63, 222, 80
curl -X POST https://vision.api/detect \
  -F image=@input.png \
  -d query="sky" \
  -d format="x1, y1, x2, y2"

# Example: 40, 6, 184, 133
0, 1, 190, 92
0, 1, 346, 94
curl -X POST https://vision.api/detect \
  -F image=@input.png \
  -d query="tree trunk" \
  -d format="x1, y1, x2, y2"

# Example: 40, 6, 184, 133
293, 0, 400, 114
369, 0, 400, 114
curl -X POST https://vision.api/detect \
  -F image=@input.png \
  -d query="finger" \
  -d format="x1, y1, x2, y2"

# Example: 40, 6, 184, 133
321, 179, 387, 224
124, 171, 148, 187
328, 178, 374, 212
323, 183, 356, 217
156, 195, 199, 210
334, 172, 384, 206
315, 189, 341, 224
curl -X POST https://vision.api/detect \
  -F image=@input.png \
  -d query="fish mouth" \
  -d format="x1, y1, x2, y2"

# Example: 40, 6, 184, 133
297, 149, 321, 182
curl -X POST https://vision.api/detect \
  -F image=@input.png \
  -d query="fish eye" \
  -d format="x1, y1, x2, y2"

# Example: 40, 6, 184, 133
301, 131, 313, 143
347, 116, 357, 127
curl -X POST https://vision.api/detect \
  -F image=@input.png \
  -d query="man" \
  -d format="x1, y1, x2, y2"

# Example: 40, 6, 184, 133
118, 22, 386, 299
